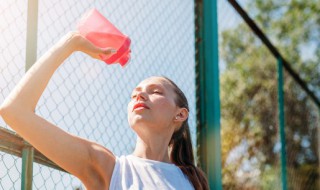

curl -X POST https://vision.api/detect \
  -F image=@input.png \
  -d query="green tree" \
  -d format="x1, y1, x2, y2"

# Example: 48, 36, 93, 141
220, 0, 320, 189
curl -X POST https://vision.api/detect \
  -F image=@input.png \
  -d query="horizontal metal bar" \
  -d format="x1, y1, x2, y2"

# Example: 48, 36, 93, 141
0, 126, 66, 172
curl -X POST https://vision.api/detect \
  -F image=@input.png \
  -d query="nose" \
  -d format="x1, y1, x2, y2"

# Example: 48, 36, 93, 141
136, 91, 147, 101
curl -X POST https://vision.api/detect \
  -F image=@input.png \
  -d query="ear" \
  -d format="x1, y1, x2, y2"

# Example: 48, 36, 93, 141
174, 108, 189, 122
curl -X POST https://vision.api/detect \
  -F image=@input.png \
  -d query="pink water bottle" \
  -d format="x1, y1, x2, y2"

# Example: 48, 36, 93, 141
77, 8, 131, 67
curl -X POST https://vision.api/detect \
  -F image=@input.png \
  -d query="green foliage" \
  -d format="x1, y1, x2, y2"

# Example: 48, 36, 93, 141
220, 0, 320, 189
250, 0, 320, 95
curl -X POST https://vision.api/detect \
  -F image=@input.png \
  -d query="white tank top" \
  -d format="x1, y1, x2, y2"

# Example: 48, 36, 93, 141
109, 155, 195, 190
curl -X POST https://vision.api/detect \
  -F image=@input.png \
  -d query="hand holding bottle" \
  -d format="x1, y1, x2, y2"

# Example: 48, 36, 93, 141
67, 32, 117, 60
77, 8, 131, 67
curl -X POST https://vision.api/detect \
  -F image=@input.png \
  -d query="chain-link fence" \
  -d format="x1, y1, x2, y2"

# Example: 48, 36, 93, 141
0, 0, 28, 189
0, 0, 196, 189
219, 1, 281, 189
284, 74, 320, 190
1, 0, 319, 189
219, 0, 320, 189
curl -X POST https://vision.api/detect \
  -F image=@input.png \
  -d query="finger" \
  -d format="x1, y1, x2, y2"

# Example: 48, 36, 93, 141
101, 48, 117, 55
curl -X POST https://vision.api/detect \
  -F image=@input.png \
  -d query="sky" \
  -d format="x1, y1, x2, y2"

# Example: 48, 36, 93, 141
0, 0, 196, 189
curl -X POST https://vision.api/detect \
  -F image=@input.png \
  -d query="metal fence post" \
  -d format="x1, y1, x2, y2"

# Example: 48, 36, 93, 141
21, 147, 34, 190
25, 0, 38, 72
22, 0, 38, 189
277, 57, 288, 190
195, 0, 222, 189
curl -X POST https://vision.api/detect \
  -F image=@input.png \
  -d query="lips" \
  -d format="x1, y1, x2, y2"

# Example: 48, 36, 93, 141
133, 102, 150, 111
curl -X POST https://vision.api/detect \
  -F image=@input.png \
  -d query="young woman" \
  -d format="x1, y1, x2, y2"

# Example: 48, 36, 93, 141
0, 32, 208, 190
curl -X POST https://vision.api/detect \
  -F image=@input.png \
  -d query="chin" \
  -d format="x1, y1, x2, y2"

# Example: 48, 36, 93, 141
129, 117, 151, 130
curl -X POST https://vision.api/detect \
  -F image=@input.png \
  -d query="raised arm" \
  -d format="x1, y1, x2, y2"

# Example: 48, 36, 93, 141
0, 32, 117, 189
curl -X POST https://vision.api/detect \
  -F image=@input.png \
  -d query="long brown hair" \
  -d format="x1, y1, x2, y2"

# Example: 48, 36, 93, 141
164, 77, 209, 190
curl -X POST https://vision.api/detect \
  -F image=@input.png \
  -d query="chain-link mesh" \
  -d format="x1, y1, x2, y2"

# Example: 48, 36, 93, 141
0, 153, 22, 190
284, 73, 320, 190
0, 0, 195, 189
218, 1, 281, 189
219, 0, 320, 189
2, 0, 319, 189
0, 0, 27, 189
244, 0, 320, 101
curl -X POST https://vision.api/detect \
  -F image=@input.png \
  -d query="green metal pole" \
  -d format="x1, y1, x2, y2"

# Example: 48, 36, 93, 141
277, 57, 288, 190
195, 0, 222, 189
195, 0, 207, 174
22, 0, 38, 189
25, 0, 38, 72
205, 0, 222, 188
21, 147, 34, 190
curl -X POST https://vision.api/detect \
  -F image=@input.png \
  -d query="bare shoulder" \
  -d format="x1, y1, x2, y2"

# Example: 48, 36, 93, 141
81, 142, 116, 189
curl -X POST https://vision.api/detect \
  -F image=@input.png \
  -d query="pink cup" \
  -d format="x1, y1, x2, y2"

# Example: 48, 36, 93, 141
77, 8, 131, 67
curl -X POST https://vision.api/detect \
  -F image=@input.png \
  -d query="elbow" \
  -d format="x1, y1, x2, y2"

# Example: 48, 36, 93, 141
0, 103, 27, 127
0, 103, 35, 122
0, 104, 20, 131
0, 103, 24, 120
0, 104, 13, 119
0, 106, 3, 117
0, 104, 8, 116
0, 106, 9, 123
0, 96, 37, 130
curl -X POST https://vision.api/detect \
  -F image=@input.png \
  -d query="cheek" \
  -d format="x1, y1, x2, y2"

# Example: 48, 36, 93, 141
154, 99, 176, 117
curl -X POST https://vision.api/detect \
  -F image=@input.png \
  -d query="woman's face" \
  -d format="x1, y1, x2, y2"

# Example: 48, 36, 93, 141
127, 77, 179, 134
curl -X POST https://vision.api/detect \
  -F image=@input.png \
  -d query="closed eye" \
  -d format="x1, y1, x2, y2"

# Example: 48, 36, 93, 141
153, 90, 162, 94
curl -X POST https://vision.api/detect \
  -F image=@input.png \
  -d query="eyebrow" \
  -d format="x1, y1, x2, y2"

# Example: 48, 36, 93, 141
133, 84, 164, 92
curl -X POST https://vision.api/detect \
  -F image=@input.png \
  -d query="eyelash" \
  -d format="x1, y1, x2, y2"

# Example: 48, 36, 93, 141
130, 90, 162, 99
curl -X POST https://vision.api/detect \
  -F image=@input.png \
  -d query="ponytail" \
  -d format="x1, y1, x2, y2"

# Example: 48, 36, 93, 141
163, 76, 209, 190
169, 121, 209, 190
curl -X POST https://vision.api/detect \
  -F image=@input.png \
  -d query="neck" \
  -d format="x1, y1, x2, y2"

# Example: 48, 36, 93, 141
132, 135, 172, 163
